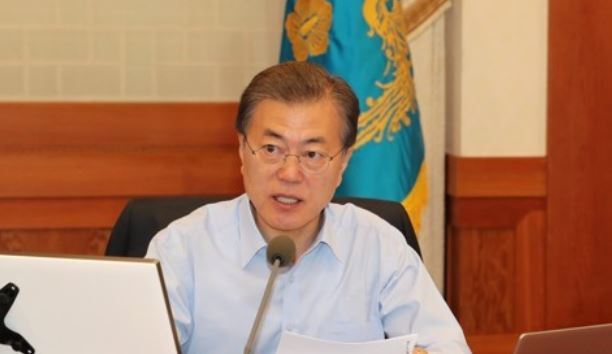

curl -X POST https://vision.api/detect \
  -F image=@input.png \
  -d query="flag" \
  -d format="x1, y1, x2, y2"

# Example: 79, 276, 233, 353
280, 0, 428, 233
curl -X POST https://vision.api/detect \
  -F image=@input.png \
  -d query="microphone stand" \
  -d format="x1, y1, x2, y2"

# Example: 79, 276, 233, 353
243, 258, 281, 354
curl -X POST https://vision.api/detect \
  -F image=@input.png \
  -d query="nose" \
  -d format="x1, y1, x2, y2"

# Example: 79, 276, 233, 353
276, 155, 302, 182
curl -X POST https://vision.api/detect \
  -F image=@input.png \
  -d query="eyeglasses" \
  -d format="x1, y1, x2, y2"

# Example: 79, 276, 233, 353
243, 136, 344, 174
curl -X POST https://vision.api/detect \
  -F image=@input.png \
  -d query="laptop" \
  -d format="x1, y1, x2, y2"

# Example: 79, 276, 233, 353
513, 323, 612, 354
0, 253, 180, 354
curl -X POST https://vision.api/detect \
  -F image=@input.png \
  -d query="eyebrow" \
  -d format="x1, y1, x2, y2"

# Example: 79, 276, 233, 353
262, 128, 327, 145
262, 129, 283, 140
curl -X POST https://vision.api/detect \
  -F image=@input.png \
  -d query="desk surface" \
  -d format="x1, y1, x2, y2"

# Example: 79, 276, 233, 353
466, 333, 520, 354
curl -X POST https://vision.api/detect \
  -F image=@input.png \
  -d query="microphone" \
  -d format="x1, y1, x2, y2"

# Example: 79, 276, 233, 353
243, 235, 296, 354
265, 235, 296, 267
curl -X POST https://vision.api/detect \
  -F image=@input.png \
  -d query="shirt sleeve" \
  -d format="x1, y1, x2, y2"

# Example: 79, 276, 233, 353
378, 234, 471, 354
146, 226, 195, 347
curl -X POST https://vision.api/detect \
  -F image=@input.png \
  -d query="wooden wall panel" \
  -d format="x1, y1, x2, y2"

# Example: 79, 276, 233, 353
0, 230, 110, 255
0, 147, 240, 198
513, 211, 546, 331
447, 226, 516, 334
0, 103, 243, 256
547, 0, 612, 328
0, 103, 238, 148
446, 155, 547, 336
446, 202, 546, 335
447, 0, 612, 337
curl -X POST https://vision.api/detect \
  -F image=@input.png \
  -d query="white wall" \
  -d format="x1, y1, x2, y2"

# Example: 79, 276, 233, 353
446, 0, 548, 156
0, 0, 285, 101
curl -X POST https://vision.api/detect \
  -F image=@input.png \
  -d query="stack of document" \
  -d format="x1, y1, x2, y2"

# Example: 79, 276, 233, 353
276, 331, 418, 354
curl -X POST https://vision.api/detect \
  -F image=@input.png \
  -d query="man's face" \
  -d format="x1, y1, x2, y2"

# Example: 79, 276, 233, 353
238, 98, 352, 240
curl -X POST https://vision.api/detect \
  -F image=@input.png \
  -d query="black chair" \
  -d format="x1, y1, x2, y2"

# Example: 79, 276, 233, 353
106, 196, 421, 258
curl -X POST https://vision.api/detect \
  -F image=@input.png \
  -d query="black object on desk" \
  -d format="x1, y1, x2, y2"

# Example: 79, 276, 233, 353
0, 283, 35, 354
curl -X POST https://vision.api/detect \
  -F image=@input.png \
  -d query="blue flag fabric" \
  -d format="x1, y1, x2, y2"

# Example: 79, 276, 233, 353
280, 0, 427, 233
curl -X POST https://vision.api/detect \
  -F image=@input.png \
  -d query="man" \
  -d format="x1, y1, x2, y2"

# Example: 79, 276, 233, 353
146, 62, 470, 354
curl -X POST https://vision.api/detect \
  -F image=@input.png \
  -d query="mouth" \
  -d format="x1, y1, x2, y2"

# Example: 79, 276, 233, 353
273, 194, 302, 206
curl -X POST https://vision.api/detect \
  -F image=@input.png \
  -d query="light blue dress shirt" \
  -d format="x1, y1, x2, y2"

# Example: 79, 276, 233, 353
146, 194, 470, 354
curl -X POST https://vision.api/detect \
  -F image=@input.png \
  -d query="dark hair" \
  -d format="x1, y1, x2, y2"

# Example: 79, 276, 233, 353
235, 61, 359, 149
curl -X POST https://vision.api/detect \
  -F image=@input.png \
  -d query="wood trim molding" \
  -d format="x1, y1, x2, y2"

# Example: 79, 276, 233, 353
447, 197, 546, 228
0, 147, 242, 198
0, 198, 127, 229
446, 155, 547, 198
0, 102, 239, 148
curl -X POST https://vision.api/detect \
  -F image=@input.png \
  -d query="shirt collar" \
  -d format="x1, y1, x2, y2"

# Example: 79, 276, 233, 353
236, 195, 348, 268
316, 204, 347, 265
237, 194, 267, 269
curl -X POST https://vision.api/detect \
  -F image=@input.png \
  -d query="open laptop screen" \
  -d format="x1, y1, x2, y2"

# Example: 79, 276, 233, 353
514, 323, 612, 354
0, 253, 180, 354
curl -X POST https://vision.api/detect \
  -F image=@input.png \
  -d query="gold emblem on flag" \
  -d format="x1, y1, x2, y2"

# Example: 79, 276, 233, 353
357, 0, 417, 149
285, 0, 333, 61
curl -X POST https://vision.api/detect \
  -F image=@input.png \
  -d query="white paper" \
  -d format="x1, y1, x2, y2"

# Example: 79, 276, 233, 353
275, 331, 418, 354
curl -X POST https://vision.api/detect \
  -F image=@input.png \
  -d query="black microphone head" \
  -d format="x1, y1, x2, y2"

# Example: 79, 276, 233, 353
266, 235, 296, 267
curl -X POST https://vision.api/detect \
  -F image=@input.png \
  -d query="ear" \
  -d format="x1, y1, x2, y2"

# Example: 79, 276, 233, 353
336, 148, 353, 187
238, 133, 245, 174
340, 148, 353, 173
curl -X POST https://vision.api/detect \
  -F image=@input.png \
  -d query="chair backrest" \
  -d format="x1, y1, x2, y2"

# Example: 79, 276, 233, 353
105, 196, 421, 258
